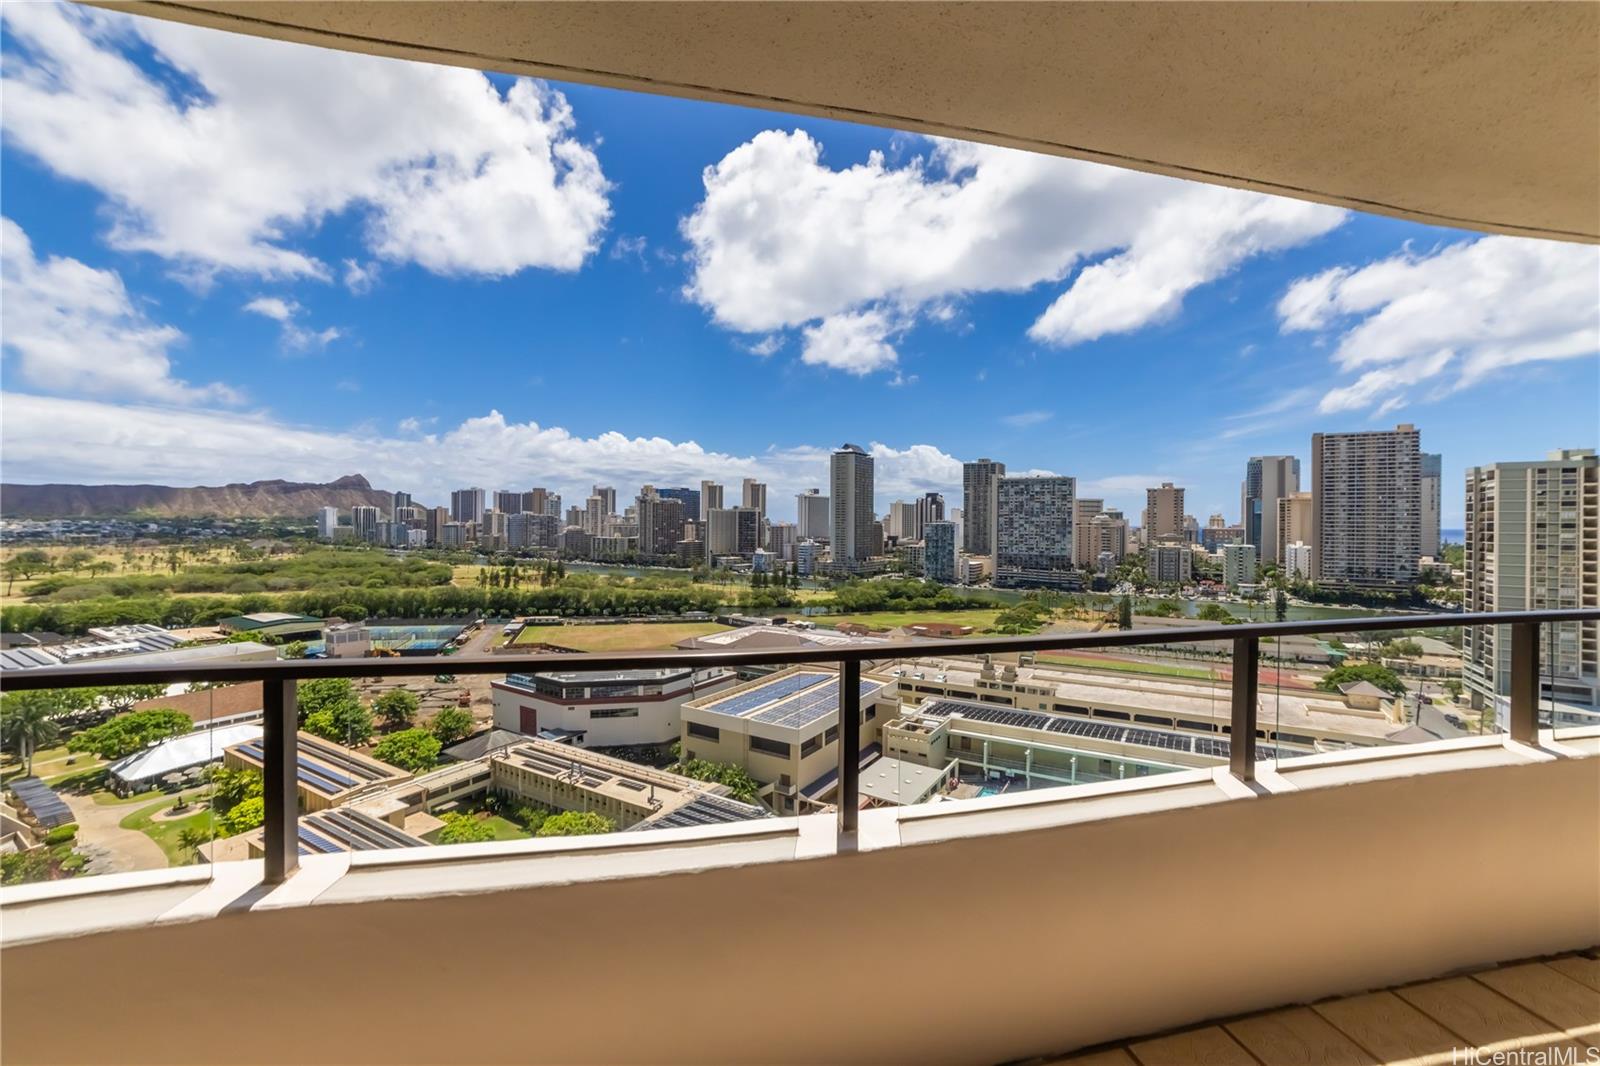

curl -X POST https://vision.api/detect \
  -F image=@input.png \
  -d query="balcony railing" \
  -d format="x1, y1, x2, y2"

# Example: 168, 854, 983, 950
2, 609, 1595, 885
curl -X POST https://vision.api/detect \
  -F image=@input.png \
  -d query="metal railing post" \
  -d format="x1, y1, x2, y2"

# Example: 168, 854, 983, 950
262, 677, 299, 883
837, 659, 861, 833
1508, 621, 1540, 742
1229, 636, 1259, 781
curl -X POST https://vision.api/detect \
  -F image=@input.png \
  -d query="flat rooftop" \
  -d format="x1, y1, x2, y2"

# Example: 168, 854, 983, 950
915, 698, 1304, 763
228, 732, 408, 798
691, 670, 886, 730
899, 657, 1397, 742
511, 667, 700, 685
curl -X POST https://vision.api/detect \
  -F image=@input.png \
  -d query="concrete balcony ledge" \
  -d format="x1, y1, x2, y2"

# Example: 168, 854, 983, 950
3, 729, 1598, 1065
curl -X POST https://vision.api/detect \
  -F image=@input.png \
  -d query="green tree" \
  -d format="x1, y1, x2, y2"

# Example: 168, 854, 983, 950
176, 825, 212, 861
297, 678, 357, 720
100, 685, 167, 714
305, 700, 373, 746
207, 765, 263, 811
535, 810, 614, 837
372, 728, 442, 773
0, 691, 64, 774
1116, 595, 1133, 631
1274, 588, 1289, 622
676, 759, 761, 803
330, 602, 368, 621
221, 796, 265, 836
1195, 602, 1240, 625
429, 706, 475, 745
282, 640, 309, 660
1381, 638, 1424, 660
373, 688, 419, 730
67, 709, 192, 760
60, 548, 96, 574
1317, 663, 1406, 697
9, 548, 51, 579
436, 811, 497, 844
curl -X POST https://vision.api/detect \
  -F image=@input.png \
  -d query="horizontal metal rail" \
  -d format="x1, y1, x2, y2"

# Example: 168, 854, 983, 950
2, 609, 1594, 690
3, 608, 1593, 883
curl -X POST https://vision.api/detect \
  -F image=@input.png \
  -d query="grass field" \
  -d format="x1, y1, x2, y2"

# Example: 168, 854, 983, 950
512, 621, 731, 651
1036, 653, 1216, 680
120, 796, 215, 866
421, 813, 529, 844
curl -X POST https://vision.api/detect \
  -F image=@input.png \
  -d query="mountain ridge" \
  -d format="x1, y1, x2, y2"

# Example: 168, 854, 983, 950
0, 475, 403, 518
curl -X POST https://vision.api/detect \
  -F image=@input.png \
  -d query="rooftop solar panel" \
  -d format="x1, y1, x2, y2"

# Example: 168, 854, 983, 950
705, 672, 829, 717
6, 777, 74, 828
922, 699, 1307, 764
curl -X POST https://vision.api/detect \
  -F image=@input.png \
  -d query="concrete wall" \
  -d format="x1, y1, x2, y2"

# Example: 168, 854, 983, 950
3, 739, 1597, 1065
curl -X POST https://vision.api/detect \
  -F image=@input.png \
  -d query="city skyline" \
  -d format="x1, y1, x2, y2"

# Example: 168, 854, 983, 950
2, 4, 1598, 527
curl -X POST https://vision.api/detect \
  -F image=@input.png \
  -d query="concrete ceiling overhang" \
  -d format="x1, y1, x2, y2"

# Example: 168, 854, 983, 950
97, 1, 1600, 242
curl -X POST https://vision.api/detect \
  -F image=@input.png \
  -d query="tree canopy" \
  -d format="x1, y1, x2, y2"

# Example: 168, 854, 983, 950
1317, 663, 1406, 697
429, 706, 475, 745
67, 709, 192, 760
372, 728, 441, 773
373, 688, 419, 729
675, 759, 761, 803
535, 810, 614, 837
436, 811, 497, 844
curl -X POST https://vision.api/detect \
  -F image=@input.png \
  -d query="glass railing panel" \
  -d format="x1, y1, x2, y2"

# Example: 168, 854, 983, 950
1262, 621, 1495, 771
1, 679, 224, 887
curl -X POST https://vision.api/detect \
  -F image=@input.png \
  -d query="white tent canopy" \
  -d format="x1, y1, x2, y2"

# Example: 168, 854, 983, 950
106, 724, 264, 789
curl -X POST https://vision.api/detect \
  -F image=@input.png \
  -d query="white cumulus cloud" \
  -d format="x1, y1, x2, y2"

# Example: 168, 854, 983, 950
242, 296, 342, 352
0, 217, 239, 405
0, 3, 611, 283
1278, 235, 1600, 413
682, 129, 1345, 373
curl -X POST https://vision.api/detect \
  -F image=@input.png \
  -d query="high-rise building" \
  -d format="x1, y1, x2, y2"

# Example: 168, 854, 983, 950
1311, 424, 1421, 589
1071, 497, 1105, 567
565, 505, 584, 529
889, 500, 920, 542
1222, 542, 1258, 588
391, 491, 412, 517
1420, 452, 1443, 558
450, 488, 485, 525
480, 510, 508, 551
519, 488, 560, 517
1285, 541, 1314, 580
767, 522, 797, 563
796, 489, 830, 541
831, 444, 875, 564
1146, 540, 1192, 585
584, 496, 605, 535
1276, 492, 1313, 565
658, 487, 700, 522
493, 490, 523, 515
994, 475, 1076, 587
507, 512, 558, 550
741, 479, 767, 517
924, 521, 958, 584
426, 506, 449, 545
592, 486, 617, 516
351, 505, 381, 543
962, 459, 1006, 556
705, 507, 760, 559
1090, 511, 1129, 565
637, 494, 685, 558
916, 492, 946, 533
1143, 483, 1186, 542
699, 481, 724, 521
1242, 456, 1301, 565
316, 506, 339, 540
1463, 449, 1599, 717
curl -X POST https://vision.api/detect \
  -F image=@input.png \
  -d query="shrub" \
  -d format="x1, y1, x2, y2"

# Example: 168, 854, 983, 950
221, 796, 265, 836
535, 810, 614, 838
44, 823, 78, 845
436, 811, 496, 845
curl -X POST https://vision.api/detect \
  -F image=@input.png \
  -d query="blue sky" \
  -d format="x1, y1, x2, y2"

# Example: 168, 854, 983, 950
2, 4, 1596, 527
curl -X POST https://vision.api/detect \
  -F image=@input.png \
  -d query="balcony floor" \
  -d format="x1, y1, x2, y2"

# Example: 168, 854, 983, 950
1049, 950, 1600, 1066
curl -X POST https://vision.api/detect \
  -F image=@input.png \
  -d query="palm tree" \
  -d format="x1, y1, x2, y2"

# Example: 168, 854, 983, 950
1, 692, 63, 776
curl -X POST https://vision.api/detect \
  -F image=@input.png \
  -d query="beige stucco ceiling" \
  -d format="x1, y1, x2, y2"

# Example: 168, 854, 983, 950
100, 1, 1600, 242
